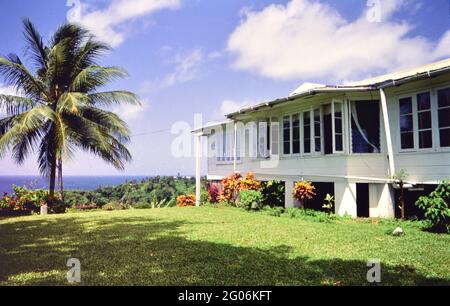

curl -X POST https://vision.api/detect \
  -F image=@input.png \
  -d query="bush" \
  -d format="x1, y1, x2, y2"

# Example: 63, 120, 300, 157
102, 202, 127, 211
219, 172, 262, 205
237, 190, 264, 210
219, 173, 242, 203
292, 181, 316, 206
261, 181, 285, 207
263, 206, 284, 217
416, 181, 450, 233
176, 195, 196, 207
208, 184, 220, 203
0, 186, 67, 214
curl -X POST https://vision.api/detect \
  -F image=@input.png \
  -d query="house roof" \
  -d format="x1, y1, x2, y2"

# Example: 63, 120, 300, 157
191, 120, 232, 133
226, 57, 450, 119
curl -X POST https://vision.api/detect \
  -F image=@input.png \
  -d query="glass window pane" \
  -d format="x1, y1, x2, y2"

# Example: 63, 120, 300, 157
401, 132, 414, 149
400, 115, 413, 132
283, 116, 290, 154
315, 137, 321, 152
304, 139, 311, 153
438, 88, 450, 108
284, 142, 290, 155
400, 98, 412, 114
419, 130, 432, 149
351, 100, 380, 153
292, 115, 300, 154
334, 103, 342, 118
440, 128, 450, 147
335, 135, 343, 151
438, 108, 450, 128
417, 92, 431, 110
418, 111, 432, 130
335, 118, 342, 134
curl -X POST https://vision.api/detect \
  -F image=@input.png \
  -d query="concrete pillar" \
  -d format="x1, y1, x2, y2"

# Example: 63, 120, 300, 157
195, 132, 203, 207
335, 180, 357, 217
285, 180, 295, 208
369, 183, 395, 218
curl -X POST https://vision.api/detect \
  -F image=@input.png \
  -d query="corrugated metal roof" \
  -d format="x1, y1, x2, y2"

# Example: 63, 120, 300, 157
225, 57, 450, 118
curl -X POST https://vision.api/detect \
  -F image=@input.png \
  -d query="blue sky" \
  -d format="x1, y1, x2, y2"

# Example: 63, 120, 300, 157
0, 0, 449, 176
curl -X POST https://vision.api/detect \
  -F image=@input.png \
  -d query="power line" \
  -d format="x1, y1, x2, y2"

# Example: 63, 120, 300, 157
131, 128, 172, 138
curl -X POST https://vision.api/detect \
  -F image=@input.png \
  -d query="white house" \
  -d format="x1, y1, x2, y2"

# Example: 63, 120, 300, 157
193, 58, 450, 218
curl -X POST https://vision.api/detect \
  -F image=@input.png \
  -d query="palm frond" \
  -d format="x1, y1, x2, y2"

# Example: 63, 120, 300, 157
87, 91, 140, 107
0, 94, 34, 116
69, 65, 128, 92
22, 19, 48, 70
0, 55, 49, 101
72, 39, 111, 75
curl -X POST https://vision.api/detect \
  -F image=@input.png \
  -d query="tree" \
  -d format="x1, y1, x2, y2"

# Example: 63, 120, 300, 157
0, 19, 139, 201
393, 169, 409, 220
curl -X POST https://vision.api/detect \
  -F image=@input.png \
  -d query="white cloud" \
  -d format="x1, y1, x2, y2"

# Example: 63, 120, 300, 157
67, 0, 182, 47
212, 99, 256, 120
140, 48, 204, 92
227, 0, 450, 82
113, 98, 148, 121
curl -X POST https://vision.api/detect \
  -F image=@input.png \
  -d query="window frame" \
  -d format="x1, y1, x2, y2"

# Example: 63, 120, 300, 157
332, 99, 345, 154
436, 86, 450, 149
397, 90, 437, 153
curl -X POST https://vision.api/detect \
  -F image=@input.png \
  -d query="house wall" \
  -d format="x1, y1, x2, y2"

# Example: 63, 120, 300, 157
204, 74, 450, 218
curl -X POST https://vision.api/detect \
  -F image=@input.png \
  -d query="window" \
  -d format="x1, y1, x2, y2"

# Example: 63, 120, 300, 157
271, 118, 279, 155
438, 88, 450, 147
303, 111, 311, 154
398, 91, 436, 151
400, 97, 414, 149
351, 100, 380, 153
283, 116, 291, 155
258, 120, 269, 158
417, 92, 432, 149
333, 101, 344, 152
292, 114, 301, 154
314, 108, 321, 153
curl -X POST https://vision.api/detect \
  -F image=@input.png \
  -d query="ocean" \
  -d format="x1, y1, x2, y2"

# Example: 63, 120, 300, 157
0, 176, 150, 194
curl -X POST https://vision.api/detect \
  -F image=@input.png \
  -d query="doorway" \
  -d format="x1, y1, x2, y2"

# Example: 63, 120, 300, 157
356, 183, 370, 217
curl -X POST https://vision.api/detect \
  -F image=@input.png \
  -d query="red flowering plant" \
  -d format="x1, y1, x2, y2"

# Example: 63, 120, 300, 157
0, 186, 50, 213
218, 172, 262, 205
208, 183, 220, 203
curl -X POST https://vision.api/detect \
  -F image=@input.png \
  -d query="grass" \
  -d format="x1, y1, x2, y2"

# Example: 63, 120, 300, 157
0, 207, 449, 286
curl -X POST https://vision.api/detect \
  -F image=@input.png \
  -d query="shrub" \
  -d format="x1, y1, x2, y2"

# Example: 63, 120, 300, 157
176, 195, 196, 207
208, 184, 220, 203
239, 172, 261, 191
74, 204, 98, 211
322, 194, 335, 214
292, 181, 316, 206
0, 186, 67, 214
102, 202, 127, 211
219, 172, 262, 205
261, 180, 285, 207
237, 190, 264, 210
416, 181, 450, 233
219, 173, 242, 203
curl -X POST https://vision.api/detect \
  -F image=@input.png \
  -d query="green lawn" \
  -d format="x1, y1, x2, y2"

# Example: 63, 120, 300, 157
0, 207, 449, 286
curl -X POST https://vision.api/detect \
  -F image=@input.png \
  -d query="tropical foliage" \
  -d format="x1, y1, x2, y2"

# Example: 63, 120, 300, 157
176, 195, 196, 207
416, 181, 450, 233
0, 19, 139, 200
237, 190, 264, 210
0, 186, 64, 215
64, 176, 198, 209
292, 181, 316, 205
218, 172, 262, 204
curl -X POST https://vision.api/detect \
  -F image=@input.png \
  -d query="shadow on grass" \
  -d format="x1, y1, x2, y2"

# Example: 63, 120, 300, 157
0, 214, 448, 286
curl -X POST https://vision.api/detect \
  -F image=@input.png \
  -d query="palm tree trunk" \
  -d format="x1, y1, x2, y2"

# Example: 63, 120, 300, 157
58, 158, 64, 203
49, 157, 57, 200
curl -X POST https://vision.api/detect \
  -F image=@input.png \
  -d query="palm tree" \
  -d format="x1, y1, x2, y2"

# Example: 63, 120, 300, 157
0, 19, 139, 202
